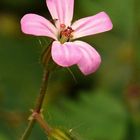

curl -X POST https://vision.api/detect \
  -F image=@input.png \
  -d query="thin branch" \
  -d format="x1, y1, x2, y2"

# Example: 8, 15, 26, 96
20, 70, 50, 140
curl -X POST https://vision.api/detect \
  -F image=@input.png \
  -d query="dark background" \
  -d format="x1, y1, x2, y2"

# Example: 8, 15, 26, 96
0, 0, 140, 140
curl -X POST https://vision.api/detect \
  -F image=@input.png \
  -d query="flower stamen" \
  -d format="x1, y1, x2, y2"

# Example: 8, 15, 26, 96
60, 26, 74, 44
60, 24, 66, 29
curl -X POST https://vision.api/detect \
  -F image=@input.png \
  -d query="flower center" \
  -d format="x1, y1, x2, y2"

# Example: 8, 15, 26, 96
59, 24, 74, 44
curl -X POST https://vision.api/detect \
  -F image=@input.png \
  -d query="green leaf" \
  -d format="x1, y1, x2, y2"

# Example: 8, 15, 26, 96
46, 91, 127, 140
0, 134, 8, 140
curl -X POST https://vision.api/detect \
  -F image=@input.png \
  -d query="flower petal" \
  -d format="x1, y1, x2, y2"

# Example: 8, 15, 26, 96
51, 41, 81, 67
71, 12, 113, 39
46, 0, 74, 28
21, 14, 58, 40
74, 41, 101, 75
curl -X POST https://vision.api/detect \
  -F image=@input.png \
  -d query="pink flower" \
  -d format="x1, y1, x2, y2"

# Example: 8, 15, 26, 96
21, 0, 113, 75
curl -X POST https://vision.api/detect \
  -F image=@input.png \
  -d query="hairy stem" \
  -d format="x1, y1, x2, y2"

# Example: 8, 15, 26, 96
20, 70, 50, 140
35, 70, 50, 113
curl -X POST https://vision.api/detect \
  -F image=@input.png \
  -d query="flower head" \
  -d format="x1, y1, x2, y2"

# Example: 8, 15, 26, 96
21, 0, 113, 75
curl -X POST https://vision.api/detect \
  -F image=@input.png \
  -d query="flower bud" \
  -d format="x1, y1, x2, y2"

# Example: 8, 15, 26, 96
49, 128, 78, 140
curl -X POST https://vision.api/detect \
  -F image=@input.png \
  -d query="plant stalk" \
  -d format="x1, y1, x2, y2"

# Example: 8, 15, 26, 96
32, 112, 52, 136
20, 70, 50, 140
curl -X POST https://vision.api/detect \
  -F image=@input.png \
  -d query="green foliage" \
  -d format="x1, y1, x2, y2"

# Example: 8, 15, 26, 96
0, 134, 8, 140
0, 0, 140, 140
46, 91, 127, 140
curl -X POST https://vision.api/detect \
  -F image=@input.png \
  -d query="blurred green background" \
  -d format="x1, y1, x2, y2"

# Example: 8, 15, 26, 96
0, 0, 140, 140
